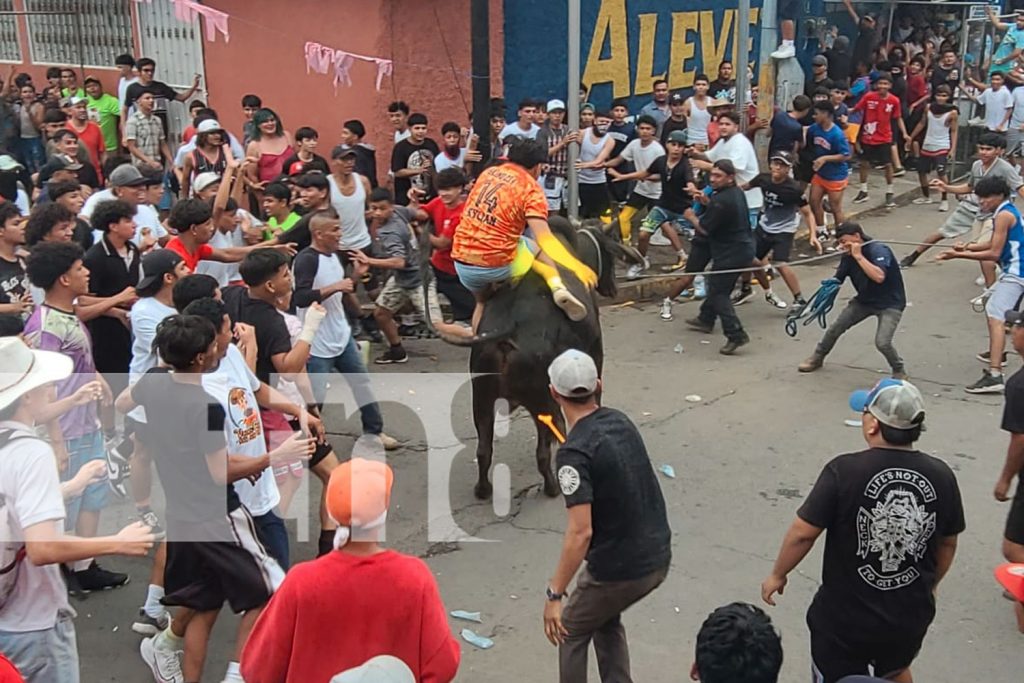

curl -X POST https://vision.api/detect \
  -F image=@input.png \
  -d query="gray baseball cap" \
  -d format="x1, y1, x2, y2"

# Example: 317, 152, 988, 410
548, 349, 599, 398
849, 378, 925, 430
109, 164, 147, 187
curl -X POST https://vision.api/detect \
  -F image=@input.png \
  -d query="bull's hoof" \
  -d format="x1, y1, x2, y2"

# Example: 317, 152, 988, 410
475, 481, 493, 500
543, 477, 560, 498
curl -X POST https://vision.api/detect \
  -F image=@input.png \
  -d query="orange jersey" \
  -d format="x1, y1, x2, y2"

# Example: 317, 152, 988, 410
452, 162, 549, 267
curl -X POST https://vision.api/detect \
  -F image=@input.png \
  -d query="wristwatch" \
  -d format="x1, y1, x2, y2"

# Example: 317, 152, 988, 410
546, 586, 565, 601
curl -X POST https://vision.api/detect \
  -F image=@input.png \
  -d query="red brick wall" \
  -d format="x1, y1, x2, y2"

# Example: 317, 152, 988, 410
203, 0, 503, 180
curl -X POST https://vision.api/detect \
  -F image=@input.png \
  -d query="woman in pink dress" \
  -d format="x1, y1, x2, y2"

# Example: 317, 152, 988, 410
244, 108, 293, 207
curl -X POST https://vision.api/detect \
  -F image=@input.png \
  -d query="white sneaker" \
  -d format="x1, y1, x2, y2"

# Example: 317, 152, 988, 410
764, 291, 789, 310
140, 635, 184, 683
975, 275, 987, 287
938, 199, 949, 212
649, 229, 671, 246
552, 287, 588, 321
659, 297, 674, 321
968, 116, 986, 127
625, 257, 650, 280
912, 197, 933, 205
771, 43, 796, 59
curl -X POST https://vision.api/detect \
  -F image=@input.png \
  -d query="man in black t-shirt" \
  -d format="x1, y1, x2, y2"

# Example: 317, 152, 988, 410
930, 49, 961, 95
799, 221, 907, 377
542, 350, 670, 682
0, 203, 30, 319
122, 57, 201, 134
634, 130, 695, 281
390, 113, 440, 206
762, 378, 964, 683
996, 310, 1024, 631
709, 60, 737, 103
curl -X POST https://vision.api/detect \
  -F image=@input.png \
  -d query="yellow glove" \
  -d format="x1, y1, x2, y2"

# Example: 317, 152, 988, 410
536, 232, 599, 289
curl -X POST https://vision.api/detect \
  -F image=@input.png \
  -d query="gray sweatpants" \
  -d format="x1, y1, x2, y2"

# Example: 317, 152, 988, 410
816, 300, 905, 373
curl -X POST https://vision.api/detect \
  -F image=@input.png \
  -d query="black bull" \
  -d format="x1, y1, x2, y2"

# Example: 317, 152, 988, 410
424, 216, 641, 499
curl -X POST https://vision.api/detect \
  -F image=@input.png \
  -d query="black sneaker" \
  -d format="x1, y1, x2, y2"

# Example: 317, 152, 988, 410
977, 350, 1009, 364
720, 335, 750, 355
105, 440, 131, 499
73, 561, 129, 592
61, 564, 89, 600
899, 253, 919, 269
965, 371, 1005, 394
852, 190, 870, 204
884, 192, 896, 208
374, 346, 409, 364
730, 287, 755, 305
793, 296, 808, 308
138, 507, 164, 536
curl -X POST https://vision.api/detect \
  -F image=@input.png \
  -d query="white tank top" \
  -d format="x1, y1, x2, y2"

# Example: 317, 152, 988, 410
686, 98, 711, 145
328, 173, 372, 250
922, 109, 952, 153
579, 129, 610, 184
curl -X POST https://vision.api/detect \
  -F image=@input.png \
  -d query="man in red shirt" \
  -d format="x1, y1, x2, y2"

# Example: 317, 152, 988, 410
852, 73, 908, 208
407, 167, 475, 337
240, 454, 460, 683
165, 196, 293, 271
66, 97, 106, 181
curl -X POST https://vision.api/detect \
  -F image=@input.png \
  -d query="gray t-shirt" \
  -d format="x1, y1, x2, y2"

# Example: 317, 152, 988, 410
374, 206, 421, 288
967, 158, 1023, 218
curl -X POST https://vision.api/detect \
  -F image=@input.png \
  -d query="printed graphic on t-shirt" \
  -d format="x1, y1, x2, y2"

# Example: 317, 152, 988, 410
558, 465, 581, 495
227, 387, 263, 446
856, 468, 938, 590
408, 149, 435, 195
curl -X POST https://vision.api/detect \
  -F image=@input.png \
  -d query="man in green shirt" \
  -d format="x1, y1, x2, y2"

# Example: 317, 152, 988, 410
84, 78, 121, 152
262, 181, 301, 239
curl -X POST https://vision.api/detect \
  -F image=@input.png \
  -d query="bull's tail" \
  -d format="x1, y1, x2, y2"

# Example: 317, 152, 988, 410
420, 268, 516, 347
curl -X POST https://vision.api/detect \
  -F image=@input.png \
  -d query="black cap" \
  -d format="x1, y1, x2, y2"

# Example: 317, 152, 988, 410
670, 92, 685, 104
769, 150, 795, 167
136, 249, 184, 296
331, 144, 358, 160
1006, 309, 1024, 326
38, 156, 82, 183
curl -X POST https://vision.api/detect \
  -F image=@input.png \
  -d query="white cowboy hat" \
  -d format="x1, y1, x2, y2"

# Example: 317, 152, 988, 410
0, 337, 73, 411
330, 655, 415, 683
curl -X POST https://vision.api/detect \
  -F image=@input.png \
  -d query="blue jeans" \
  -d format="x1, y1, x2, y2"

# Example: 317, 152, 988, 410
253, 510, 289, 570
306, 337, 383, 435
63, 430, 107, 531
16, 137, 45, 175
0, 611, 78, 683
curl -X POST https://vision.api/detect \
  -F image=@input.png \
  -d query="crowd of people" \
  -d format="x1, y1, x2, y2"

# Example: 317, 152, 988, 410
0, 1, 1023, 681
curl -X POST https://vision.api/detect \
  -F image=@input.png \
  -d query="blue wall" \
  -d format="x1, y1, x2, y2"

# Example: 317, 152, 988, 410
503, 0, 765, 114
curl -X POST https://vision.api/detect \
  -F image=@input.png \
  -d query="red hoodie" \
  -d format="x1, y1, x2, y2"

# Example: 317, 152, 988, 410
240, 549, 460, 683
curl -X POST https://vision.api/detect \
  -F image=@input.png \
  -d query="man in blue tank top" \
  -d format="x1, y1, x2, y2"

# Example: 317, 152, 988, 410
938, 176, 1024, 393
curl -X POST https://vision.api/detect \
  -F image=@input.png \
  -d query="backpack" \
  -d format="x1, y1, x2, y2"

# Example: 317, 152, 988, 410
0, 428, 40, 609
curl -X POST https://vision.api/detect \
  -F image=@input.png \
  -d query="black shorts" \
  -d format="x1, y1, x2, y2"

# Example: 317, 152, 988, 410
755, 228, 795, 263
860, 143, 892, 166
778, 0, 801, 21
685, 238, 712, 274
579, 183, 610, 219
287, 418, 333, 468
917, 152, 948, 175
163, 506, 281, 613
625, 192, 657, 211
795, 160, 814, 184
433, 266, 475, 322
1005, 480, 1024, 545
810, 625, 924, 683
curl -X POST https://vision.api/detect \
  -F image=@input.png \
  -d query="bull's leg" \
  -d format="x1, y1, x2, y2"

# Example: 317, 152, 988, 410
472, 375, 499, 500
534, 419, 559, 497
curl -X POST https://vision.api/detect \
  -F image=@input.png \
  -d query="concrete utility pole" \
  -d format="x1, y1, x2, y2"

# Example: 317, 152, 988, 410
567, 0, 581, 221
735, 0, 751, 131
471, 0, 492, 169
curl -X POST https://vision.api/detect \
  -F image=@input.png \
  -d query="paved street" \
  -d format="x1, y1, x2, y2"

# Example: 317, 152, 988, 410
77, 200, 1022, 682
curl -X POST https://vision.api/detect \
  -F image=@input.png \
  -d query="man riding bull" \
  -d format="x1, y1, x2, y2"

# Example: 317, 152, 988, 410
452, 138, 597, 332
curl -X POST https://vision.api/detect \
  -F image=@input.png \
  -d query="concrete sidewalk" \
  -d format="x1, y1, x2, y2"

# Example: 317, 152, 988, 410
608, 168, 928, 304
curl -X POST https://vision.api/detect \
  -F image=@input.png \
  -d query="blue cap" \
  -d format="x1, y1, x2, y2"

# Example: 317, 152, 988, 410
849, 378, 926, 430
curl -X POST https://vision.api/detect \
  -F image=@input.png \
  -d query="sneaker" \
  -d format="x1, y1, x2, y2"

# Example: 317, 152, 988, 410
793, 296, 808, 308
970, 290, 992, 310
764, 291, 788, 309
893, 167, 906, 178
676, 288, 697, 301
138, 507, 164, 536
648, 230, 671, 246
719, 336, 750, 355
61, 564, 88, 600
661, 257, 687, 273
684, 317, 714, 333
977, 350, 1009, 364
73, 561, 129, 592
659, 298, 674, 321
884, 193, 896, 208
912, 196, 933, 205
552, 287, 588, 321
938, 199, 949, 212
140, 635, 184, 683
693, 277, 707, 299
798, 354, 824, 373
731, 287, 755, 305
852, 190, 870, 204
968, 116, 986, 127
965, 371, 1004, 394
625, 257, 650, 280
374, 346, 409, 364
105, 442, 131, 499
975, 275, 987, 287
771, 42, 796, 59
899, 253, 919, 269
378, 432, 400, 451
132, 608, 171, 636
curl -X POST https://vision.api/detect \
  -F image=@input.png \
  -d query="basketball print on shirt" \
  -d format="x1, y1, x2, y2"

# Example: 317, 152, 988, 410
856, 468, 937, 590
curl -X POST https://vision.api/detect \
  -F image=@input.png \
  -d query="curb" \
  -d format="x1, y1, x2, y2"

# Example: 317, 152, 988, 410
604, 181, 926, 306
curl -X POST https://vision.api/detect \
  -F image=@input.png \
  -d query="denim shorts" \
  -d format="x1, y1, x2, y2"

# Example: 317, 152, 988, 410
640, 206, 694, 235
455, 234, 539, 293
0, 611, 79, 683
63, 430, 107, 529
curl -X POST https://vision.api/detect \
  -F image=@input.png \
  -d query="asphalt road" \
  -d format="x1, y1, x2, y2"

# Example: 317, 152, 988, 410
77, 201, 1023, 682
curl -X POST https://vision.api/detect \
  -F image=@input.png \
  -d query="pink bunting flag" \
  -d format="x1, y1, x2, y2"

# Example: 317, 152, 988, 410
303, 41, 393, 93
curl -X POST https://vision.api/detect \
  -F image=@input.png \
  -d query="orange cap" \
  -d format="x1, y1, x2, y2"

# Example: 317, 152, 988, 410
326, 458, 393, 527
995, 563, 1024, 602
